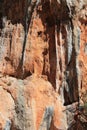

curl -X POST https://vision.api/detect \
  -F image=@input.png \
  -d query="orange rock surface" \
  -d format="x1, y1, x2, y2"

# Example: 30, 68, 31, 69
0, 0, 87, 130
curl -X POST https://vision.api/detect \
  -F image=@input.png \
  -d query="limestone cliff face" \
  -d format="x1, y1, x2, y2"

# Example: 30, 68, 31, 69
0, 0, 87, 130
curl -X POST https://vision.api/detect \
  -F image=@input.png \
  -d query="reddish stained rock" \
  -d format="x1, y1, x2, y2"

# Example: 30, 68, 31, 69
0, 75, 67, 130
0, 86, 15, 129
0, 0, 87, 130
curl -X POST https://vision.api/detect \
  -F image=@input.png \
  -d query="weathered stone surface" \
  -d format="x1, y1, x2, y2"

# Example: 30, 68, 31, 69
0, 0, 87, 130
0, 75, 67, 130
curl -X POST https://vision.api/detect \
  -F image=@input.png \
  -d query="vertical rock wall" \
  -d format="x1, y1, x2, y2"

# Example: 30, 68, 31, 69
0, 0, 87, 130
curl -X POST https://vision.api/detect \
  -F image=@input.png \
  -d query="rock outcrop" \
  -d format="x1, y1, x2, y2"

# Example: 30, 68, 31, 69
0, 0, 87, 129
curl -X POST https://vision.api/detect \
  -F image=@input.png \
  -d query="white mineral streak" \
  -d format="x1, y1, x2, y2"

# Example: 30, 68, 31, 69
55, 25, 60, 92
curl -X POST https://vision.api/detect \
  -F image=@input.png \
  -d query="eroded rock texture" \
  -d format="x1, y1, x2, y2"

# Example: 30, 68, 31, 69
0, 0, 87, 130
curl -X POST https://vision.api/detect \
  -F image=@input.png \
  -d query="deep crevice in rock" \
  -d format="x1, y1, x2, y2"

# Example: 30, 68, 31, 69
39, 1, 56, 89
